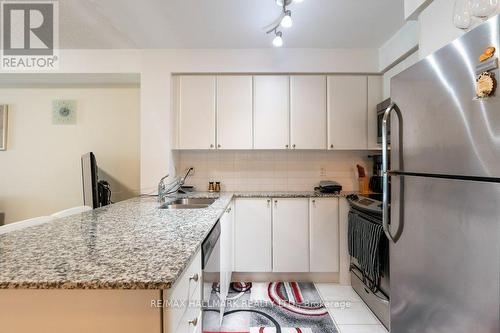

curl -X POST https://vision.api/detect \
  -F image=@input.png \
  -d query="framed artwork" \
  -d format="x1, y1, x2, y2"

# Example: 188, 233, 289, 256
0, 105, 8, 151
52, 100, 77, 125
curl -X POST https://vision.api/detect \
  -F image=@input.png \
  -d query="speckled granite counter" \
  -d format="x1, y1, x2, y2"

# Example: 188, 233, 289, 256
232, 191, 351, 198
0, 193, 232, 290
0, 191, 349, 290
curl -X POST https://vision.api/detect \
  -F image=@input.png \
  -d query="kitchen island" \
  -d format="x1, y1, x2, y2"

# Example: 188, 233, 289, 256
0, 193, 232, 333
0, 191, 347, 333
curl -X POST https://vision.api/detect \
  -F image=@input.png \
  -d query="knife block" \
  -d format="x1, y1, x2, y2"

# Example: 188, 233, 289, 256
358, 177, 370, 194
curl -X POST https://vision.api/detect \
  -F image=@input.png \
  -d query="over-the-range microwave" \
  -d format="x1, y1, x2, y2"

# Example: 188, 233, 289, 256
377, 98, 391, 144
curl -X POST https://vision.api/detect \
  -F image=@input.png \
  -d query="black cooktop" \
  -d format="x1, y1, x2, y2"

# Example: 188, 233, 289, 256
346, 194, 383, 216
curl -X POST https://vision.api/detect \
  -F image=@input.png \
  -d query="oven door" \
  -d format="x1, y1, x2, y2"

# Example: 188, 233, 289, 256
202, 221, 222, 330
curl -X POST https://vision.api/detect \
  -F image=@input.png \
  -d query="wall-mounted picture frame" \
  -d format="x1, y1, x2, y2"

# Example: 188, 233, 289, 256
0, 105, 8, 151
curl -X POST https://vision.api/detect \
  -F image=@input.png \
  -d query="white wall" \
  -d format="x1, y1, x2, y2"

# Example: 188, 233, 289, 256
405, 0, 433, 20
175, 150, 373, 192
0, 87, 140, 224
379, 21, 419, 72
141, 48, 379, 192
382, 51, 420, 99
418, 0, 465, 58
0, 48, 380, 194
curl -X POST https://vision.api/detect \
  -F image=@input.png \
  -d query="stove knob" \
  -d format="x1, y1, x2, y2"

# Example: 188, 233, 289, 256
347, 194, 359, 201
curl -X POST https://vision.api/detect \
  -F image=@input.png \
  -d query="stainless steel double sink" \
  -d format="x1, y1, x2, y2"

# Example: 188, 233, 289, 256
159, 198, 217, 209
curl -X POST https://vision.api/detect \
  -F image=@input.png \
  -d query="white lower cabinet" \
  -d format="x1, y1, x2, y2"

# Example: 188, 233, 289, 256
233, 197, 340, 274
234, 198, 272, 272
272, 198, 310, 272
309, 198, 340, 272
165, 250, 202, 333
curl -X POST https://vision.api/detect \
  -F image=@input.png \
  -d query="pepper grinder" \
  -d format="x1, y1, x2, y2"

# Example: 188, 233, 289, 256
214, 182, 221, 192
208, 182, 215, 192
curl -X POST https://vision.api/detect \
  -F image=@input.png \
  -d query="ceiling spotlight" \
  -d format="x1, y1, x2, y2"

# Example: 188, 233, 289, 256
280, 11, 293, 28
273, 31, 283, 47
276, 0, 293, 6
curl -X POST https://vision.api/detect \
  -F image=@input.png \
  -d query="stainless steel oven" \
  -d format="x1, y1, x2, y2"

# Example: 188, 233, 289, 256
377, 98, 391, 144
347, 194, 390, 330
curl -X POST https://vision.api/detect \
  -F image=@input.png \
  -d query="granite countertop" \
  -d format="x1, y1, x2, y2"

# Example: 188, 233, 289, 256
0, 193, 232, 290
232, 191, 351, 198
0, 191, 349, 290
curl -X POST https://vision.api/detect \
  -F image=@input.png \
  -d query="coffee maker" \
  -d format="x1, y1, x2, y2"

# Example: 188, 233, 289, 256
368, 155, 384, 194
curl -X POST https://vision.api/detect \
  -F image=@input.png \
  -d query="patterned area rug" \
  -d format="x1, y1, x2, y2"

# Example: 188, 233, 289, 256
203, 282, 338, 333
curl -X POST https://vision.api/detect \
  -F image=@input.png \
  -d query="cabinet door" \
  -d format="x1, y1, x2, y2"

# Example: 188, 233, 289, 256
272, 198, 309, 272
367, 76, 383, 149
327, 76, 368, 149
290, 75, 327, 149
178, 76, 216, 149
253, 76, 290, 149
309, 198, 339, 272
217, 76, 253, 149
234, 198, 272, 272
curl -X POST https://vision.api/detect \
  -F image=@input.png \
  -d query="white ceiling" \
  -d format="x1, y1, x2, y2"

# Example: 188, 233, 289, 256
59, 0, 405, 49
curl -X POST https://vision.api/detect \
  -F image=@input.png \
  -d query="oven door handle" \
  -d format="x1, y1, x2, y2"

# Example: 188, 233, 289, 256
382, 103, 404, 243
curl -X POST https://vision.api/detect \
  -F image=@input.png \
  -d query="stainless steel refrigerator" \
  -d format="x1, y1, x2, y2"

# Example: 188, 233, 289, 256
382, 15, 500, 333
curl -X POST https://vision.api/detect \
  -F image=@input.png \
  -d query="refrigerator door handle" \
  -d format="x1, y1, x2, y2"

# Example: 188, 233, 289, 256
382, 103, 403, 243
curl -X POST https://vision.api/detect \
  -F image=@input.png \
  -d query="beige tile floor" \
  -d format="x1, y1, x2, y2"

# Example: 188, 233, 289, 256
315, 283, 388, 333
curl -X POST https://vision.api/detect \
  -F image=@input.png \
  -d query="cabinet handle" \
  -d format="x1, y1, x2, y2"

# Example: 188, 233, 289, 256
292, 144, 296, 149
267, 199, 271, 207
312, 199, 316, 205
330, 144, 334, 149
274, 200, 278, 208
218, 144, 221, 148
189, 273, 199, 282
285, 144, 289, 149
210, 144, 214, 148
188, 317, 198, 326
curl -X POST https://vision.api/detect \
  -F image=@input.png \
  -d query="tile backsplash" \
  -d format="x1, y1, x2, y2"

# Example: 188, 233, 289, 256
174, 150, 375, 192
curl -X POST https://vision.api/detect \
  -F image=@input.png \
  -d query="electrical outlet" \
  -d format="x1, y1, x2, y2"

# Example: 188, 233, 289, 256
320, 167, 326, 177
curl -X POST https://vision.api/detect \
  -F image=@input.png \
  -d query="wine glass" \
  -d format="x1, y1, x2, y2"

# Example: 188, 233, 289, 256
470, 0, 499, 17
453, 0, 472, 29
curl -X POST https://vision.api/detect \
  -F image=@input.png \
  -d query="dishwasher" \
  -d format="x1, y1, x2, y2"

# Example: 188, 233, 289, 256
201, 220, 223, 331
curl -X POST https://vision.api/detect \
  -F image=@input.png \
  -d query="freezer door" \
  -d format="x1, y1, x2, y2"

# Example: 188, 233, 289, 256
391, 15, 500, 178
390, 175, 500, 333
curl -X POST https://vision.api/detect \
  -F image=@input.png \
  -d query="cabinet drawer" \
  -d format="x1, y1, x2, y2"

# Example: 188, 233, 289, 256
175, 306, 201, 333
165, 250, 202, 333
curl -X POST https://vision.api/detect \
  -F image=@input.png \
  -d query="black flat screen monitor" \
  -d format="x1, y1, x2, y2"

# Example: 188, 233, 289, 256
81, 152, 98, 209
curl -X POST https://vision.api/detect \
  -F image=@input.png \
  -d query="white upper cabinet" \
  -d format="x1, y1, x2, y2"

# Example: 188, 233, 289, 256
310, 198, 340, 272
178, 76, 216, 149
290, 76, 327, 150
367, 76, 383, 149
174, 74, 381, 151
272, 198, 310, 272
253, 76, 290, 150
327, 76, 368, 150
216, 76, 253, 150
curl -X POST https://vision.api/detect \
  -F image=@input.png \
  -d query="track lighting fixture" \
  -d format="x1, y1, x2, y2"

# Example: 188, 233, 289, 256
281, 10, 293, 28
264, 0, 305, 47
272, 31, 284, 47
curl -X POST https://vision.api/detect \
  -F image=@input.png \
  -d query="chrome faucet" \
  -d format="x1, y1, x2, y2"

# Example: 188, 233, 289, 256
179, 167, 194, 187
157, 173, 171, 203
157, 167, 194, 203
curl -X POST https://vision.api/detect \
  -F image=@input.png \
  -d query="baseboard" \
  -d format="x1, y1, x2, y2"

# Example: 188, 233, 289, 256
232, 272, 339, 283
